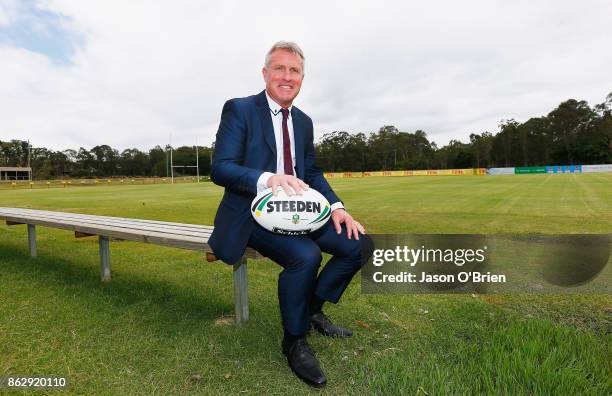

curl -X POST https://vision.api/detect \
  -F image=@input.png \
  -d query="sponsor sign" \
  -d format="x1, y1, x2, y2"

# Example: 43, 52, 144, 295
582, 164, 612, 173
515, 166, 547, 174
487, 167, 515, 175
546, 165, 582, 173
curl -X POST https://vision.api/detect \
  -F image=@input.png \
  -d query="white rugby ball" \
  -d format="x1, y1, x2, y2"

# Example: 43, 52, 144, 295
251, 187, 331, 235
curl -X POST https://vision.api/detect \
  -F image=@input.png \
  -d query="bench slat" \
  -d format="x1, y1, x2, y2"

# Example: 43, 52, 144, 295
0, 208, 214, 232
1, 213, 210, 251
0, 210, 213, 239
0, 208, 262, 259
0, 207, 262, 324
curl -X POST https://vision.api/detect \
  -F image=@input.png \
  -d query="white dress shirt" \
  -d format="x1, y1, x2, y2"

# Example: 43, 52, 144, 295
256, 91, 344, 212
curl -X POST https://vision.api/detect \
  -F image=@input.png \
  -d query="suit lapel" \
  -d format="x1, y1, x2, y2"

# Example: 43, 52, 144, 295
291, 108, 305, 180
255, 91, 277, 158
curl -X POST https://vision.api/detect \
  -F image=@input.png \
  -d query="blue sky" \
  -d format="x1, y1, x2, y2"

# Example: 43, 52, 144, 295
0, 0, 82, 65
1, 1, 611, 151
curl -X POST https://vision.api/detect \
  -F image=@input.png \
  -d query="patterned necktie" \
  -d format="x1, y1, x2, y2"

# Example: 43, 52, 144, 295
280, 108, 294, 175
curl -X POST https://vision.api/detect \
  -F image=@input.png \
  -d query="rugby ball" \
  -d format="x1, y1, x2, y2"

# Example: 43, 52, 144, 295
251, 187, 332, 235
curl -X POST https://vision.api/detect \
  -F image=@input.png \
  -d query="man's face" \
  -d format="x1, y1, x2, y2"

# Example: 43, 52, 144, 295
262, 49, 304, 108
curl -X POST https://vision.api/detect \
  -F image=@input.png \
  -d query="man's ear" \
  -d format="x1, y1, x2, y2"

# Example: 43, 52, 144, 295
262, 67, 268, 81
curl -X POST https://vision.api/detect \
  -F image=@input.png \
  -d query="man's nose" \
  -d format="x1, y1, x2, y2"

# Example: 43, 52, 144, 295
282, 69, 291, 80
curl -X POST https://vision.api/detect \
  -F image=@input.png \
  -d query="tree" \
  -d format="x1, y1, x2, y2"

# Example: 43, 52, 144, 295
547, 99, 595, 164
469, 132, 493, 168
149, 145, 167, 176
1, 93, 609, 177
0, 140, 29, 167
75, 147, 95, 177
90, 145, 119, 176
491, 119, 520, 167
520, 117, 551, 166
119, 148, 149, 176
315, 131, 352, 172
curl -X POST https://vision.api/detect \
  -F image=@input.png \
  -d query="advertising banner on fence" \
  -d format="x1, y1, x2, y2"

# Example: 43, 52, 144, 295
582, 164, 612, 173
515, 166, 547, 174
486, 167, 515, 175
380, 169, 481, 177
546, 165, 582, 173
347, 169, 485, 178
324, 172, 364, 178
412, 170, 431, 176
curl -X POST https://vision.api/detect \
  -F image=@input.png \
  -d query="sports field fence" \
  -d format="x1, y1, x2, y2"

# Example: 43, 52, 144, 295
1, 164, 610, 190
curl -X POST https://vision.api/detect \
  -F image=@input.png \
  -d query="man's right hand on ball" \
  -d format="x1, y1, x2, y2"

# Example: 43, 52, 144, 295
267, 174, 309, 196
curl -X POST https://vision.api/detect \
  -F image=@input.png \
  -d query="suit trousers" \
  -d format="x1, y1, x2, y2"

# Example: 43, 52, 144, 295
247, 221, 373, 335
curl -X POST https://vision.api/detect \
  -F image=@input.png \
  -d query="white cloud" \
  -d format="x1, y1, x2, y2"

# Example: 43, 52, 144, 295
1, 0, 611, 151
0, 0, 19, 27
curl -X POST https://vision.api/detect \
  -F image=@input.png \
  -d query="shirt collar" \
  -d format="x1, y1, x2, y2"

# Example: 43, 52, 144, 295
265, 90, 292, 116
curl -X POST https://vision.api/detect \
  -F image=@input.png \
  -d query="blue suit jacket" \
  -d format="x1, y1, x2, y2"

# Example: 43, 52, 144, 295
208, 90, 340, 264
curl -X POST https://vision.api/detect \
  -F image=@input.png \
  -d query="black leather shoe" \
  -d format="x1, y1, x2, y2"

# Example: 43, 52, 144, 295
282, 337, 327, 388
311, 312, 353, 337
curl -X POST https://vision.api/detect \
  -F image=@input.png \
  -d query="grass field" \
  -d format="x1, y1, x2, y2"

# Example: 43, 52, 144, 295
1, 174, 611, 395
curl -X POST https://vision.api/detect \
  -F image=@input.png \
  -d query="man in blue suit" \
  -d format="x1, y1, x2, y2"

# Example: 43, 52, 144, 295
209, 41, 372, 388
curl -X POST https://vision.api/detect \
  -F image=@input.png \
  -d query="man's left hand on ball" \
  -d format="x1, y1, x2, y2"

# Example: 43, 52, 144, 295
331, 209, 366, 240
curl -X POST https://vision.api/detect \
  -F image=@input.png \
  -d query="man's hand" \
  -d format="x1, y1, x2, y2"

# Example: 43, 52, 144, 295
267, 174, 309, 196
331, 209, 366, 240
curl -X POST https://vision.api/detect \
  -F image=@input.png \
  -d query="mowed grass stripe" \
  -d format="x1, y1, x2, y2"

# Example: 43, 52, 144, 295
327, 174, 611, 234
0, 174, 610, 394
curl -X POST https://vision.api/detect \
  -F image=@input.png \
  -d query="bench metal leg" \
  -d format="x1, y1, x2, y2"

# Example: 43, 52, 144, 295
99, 236, 111, 282
233, 256, 249, 324
27, 224, 36, 258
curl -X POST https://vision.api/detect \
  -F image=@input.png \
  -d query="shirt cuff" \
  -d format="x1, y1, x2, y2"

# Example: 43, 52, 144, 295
256, 172, 275, 193
330, 202, 345, 212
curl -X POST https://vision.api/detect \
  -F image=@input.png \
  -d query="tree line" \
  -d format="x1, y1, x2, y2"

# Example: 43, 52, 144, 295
0, 142, 212, 180
1, 93, 610, 179
315, 93, 611, 171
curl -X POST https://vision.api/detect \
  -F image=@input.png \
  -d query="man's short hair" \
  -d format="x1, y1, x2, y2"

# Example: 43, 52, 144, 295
264, 41, 305, 72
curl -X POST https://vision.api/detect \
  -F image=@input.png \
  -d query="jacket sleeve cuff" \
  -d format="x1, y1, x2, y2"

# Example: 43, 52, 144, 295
256, 172, 275, 193
330, 202, 345, 212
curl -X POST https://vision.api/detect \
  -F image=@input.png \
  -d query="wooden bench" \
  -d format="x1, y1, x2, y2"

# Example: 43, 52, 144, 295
0, 207, 260, 324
